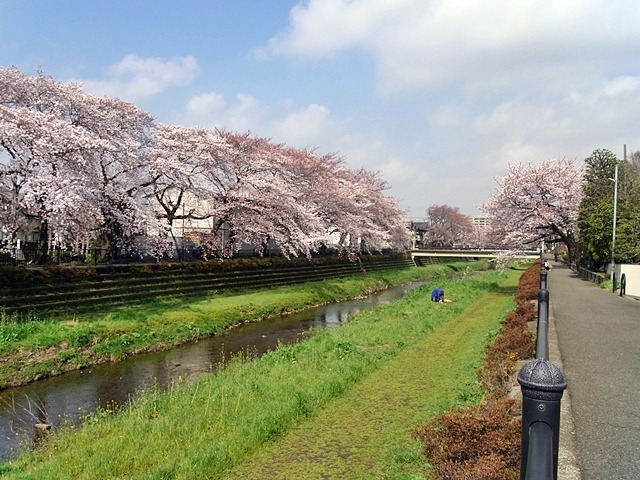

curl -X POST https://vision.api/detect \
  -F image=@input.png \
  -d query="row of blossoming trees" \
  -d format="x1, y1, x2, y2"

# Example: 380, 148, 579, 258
0, 67, 412, 262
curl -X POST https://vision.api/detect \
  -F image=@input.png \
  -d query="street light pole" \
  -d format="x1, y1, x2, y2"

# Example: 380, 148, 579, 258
609, 144, 624, 290
611, 160, 618, 270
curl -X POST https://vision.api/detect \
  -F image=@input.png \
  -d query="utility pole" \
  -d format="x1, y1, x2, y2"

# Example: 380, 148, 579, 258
611, 160, 618, 269
610, 144, 623, 288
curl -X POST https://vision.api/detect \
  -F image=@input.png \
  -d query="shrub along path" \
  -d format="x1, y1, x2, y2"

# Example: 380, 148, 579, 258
221, 270, 520, 479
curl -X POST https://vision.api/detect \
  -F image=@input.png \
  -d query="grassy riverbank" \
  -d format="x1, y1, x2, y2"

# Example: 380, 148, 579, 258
0, 264, 522, 479
0, 262, 481, 388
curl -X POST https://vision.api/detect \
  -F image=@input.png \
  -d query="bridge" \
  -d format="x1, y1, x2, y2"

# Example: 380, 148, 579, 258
411, 248, 540, 265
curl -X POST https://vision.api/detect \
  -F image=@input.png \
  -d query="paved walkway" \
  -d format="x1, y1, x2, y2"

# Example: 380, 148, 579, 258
548, 262, 640, 479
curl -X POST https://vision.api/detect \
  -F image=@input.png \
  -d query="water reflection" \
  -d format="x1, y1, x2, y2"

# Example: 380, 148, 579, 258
0, 282, 424, 462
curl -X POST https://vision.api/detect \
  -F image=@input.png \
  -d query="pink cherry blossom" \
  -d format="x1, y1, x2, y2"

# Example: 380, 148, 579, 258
481, 158, 583, 263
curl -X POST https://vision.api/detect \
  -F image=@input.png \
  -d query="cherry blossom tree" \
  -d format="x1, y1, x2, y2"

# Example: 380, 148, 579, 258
273, 149, 349, 250
191, 131, 327, 258
1, 69, 105, 260
146, 123, 230, 256
480, 158, 583, 264
422, 204, 473, 247
270, 147, 411, 254
0, 67, 163, 261
347, 168, 411, 252
73, 91, 160, 259
188, 135, 410, 258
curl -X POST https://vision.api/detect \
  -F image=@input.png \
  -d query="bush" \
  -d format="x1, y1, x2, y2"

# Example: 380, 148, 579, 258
413, 397, 521, 480
502, 302, 535, 330
515, 261, 541, 303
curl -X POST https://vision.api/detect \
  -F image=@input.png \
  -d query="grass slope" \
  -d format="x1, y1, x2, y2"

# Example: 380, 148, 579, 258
0, 266, 520, 479
222, 274, 519, 479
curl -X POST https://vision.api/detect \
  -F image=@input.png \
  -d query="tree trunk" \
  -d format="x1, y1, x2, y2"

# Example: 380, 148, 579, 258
565, 235, 577, 268
37, 219, 49, 264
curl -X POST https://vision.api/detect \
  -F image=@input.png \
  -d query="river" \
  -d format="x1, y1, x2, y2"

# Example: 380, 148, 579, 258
0, 281, 425, 462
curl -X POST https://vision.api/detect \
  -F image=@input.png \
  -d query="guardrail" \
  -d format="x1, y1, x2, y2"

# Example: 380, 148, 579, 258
578, 266, 629, 297
517, 262, 567, 480
576, 266, 606, 284
410, 248, 540, 262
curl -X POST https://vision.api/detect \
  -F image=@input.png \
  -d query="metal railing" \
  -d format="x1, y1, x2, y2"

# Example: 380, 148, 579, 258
518, 261, 567, 480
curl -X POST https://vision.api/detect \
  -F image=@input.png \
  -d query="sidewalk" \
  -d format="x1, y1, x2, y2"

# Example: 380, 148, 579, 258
547, 262, 640, 479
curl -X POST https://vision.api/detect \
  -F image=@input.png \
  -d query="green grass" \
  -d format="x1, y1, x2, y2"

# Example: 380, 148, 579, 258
0, 266, 522, 479
599, 279, 613, 290
0, 262, 482, 388
221, 271, 520, 479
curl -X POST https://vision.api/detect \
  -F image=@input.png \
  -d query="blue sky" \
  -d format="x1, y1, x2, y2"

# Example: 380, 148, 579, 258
3, 0, 640, 218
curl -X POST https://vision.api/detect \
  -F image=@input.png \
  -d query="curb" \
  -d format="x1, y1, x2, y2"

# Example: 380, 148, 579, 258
548, 295, 582, 479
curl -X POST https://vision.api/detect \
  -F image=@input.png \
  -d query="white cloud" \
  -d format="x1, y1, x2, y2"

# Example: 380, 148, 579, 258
602, 76, 640, 97
427, 105, 468, 130
186, 92, 226, 117
180, 92, 268, 133
472, 102, 515, 136
262, 0, 387, 57
224, 93, 268, 132
271, 103, 334, 147
266, 0, 640, 93
469, 75, 640, 151
79, 54, 198, 101
181, 94, 340, 150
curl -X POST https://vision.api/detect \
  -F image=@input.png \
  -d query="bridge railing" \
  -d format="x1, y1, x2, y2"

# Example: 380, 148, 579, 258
517, 262, 567, 480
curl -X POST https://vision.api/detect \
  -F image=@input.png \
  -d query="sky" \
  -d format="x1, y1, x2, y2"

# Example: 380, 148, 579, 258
2, 0, 640, 219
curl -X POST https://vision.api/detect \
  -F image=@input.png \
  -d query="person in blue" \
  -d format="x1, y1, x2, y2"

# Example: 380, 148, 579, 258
431, 287, 445, 302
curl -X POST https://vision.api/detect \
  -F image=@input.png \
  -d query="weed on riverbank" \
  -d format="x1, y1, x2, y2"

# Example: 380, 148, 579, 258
1, 266, 512, 479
